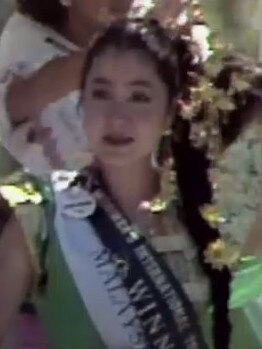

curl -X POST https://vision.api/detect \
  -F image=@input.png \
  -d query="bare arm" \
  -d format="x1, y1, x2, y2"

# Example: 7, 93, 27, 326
0, 214, 33, 344
6, 52, 85, 126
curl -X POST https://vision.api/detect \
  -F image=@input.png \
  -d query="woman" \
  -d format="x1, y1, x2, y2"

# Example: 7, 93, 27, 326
0, 0, 133, 175
0, 18, 207, 347
73, 19, 262, 349
1, 16, 262, 349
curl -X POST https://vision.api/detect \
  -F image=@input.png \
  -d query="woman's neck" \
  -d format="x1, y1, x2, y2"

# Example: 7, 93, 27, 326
100, 160, 159, 222
62, 13, 96, 48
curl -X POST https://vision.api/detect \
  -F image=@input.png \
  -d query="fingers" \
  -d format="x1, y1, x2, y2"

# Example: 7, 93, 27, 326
27, 124, 65, 169
27, 126, 52, 144
42, 138, 65, 169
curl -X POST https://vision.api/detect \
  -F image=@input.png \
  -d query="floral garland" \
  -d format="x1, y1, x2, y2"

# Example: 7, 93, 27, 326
128, 0, 253, 271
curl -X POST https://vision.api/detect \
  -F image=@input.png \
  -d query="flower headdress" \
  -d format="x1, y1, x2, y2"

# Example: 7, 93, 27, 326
126, 0, 255, 270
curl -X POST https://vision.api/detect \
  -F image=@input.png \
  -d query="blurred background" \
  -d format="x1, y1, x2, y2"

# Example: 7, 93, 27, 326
201, 0, 262, 58
0, 0, 14, 32
0, 0, 262, 55
1, 0, 262, 180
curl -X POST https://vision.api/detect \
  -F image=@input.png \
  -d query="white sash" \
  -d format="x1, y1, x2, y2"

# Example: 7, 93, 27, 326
53, 186, 148, 349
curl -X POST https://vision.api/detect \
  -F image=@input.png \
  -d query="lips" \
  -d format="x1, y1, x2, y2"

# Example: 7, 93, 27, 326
103, 135, 134, 146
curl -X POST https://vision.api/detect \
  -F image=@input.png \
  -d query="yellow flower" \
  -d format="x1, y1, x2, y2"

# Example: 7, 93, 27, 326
150, 198, 168, 213
139, 198, 168, 213
0, 185, 42, 207
204, 239, 241, 271
200, 204, 225, 228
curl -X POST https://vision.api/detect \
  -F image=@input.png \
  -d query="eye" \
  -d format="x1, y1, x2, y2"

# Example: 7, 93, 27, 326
129, 91, 151, 103
92, 89, 111, 100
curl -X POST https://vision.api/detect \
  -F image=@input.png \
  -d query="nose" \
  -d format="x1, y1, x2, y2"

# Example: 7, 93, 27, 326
107, 101, 127, 120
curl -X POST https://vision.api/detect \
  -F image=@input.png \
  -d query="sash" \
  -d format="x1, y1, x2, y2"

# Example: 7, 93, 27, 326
90, 188, 207, 349
52, 172, 207, 349
53, 185, 149, 349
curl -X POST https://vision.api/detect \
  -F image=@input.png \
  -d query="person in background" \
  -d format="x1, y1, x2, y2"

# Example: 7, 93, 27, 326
0, 2, 133, 348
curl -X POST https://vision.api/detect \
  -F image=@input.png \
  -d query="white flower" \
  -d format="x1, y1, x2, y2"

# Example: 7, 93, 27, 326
192, 25, 213, 62
51, 170, 78, 192
176, 10, 188, 26
129, 0, 155, 17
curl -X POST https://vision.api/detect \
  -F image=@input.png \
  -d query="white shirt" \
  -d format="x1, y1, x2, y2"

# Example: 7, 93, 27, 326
0, 13, 87, 176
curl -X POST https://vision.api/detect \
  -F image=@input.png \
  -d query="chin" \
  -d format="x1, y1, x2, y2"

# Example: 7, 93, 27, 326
99, 156, 134, 167
97, 150, 136, 168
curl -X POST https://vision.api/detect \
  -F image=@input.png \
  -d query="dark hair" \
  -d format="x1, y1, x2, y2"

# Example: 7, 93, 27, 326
0, 195, 13, 235
80, 19, 261, 349
16, 0, 68, 30
80, 19, 181, 104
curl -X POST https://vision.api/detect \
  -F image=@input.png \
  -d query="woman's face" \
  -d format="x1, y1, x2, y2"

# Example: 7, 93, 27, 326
71, 0, 132, 23
82, 47, 171, 167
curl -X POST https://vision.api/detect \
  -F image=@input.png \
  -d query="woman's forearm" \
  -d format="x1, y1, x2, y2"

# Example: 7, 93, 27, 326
0, 215, 32, 343
5, 53, 85, 125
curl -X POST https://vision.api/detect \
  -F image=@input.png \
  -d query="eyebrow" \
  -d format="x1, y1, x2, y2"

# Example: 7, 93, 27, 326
92, 78, 152, 88
92, 77, 111, 84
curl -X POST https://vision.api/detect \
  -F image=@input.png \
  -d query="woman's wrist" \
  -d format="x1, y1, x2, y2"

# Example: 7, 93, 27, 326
6, 52, 85, 125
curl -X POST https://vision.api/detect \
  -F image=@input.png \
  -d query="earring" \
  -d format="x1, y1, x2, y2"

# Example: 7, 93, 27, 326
142, 128, 177, 213
151, 127, 172, 169
158, 129, 177, 212
60, 0, 71, 7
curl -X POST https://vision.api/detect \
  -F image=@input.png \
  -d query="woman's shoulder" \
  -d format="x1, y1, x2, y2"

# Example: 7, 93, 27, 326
2, 12, 47, 34
0, 12, 73, 72
0, 12, 51, 63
